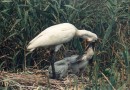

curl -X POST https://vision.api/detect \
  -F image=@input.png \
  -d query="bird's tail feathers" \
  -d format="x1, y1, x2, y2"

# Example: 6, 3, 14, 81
26, 43, 35, 52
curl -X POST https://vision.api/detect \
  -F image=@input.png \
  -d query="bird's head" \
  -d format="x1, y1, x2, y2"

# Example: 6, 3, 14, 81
76, 30, 98, 43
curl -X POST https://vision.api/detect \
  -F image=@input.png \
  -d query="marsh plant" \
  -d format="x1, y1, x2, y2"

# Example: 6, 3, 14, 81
0, 0, 129, 89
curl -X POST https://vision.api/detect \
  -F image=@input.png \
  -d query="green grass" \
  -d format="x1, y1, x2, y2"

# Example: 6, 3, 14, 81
0, 0, 130, 89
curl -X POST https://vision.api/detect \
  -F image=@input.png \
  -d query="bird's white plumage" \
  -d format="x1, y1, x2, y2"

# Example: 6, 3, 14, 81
27, 23, 98, 51
27, 23, 77, 51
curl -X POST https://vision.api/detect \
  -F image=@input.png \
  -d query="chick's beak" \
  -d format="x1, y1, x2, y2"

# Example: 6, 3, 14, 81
84, 39, 97, 51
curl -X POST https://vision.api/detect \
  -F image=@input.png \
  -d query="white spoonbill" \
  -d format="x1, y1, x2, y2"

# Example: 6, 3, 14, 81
27, 23, 97, 51
27, 23, 97, 79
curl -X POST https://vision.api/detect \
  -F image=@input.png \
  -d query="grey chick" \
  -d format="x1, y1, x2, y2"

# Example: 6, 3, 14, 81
70, 42, 95, 75
48, 55, 79, 79
48, 42, 95, 79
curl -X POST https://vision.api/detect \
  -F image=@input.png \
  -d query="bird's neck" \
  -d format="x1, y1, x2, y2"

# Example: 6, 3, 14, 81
75, 30, 85, 37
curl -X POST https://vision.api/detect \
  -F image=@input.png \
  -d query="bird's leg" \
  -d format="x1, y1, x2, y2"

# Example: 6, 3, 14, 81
49, 49, 56, 79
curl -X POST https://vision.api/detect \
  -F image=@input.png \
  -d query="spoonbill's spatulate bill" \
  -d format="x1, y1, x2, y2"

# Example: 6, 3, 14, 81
27, 23, 98, 79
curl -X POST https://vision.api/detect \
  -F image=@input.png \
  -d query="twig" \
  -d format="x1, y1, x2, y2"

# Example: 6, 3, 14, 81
100, 71, 116, 90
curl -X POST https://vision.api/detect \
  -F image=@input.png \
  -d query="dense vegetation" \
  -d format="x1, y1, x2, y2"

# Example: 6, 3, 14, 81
0, 0, 130, 89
